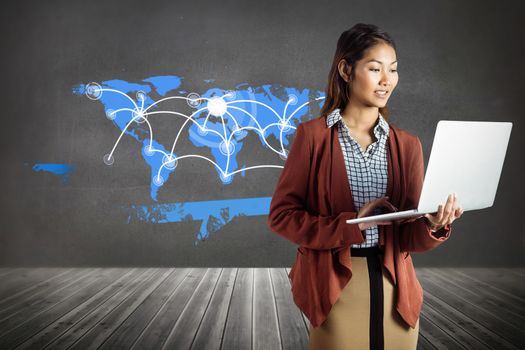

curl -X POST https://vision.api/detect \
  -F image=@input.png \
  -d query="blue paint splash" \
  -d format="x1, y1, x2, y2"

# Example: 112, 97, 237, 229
127, 196, 272, 243
32, 163, 76, 184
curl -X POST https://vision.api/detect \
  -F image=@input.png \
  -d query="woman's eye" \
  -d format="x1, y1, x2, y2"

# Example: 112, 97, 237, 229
369, 68, 397, 72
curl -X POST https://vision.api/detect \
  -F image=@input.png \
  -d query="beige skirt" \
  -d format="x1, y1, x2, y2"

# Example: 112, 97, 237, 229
308, 246, 419, 350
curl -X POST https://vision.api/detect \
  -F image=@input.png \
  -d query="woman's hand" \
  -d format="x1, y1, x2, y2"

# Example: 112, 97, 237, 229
357, 196, 399, 231
424, 193, 464, 231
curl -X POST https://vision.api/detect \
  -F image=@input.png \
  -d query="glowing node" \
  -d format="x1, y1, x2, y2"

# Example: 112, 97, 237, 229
288, 94, 298, 105
103, 154, 114, 165
197, 125, 208, 136
219, 140, 235, 156
105, 109, 116, 120
187, 92, 201, 108
143, 145, 155, 156
279, 150, 288, 161
279, 122, 292, 133
162, 154, 178, 170
224, 90, 236, 100
220, 172, 232, 183
136, 91, 146, 102
86, 82, 102, 100
133, 109, 146, 124
207, 96, 227, 117
153, 174, 164, 186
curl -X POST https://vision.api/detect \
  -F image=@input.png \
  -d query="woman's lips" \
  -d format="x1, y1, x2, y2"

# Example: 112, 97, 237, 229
374, 90, 388, 98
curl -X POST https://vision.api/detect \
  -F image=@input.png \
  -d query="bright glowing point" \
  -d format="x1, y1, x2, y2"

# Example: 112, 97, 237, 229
153, 174, 164, 186
279, 150, 288, 160
279, 122, 292, 133
103, 154, 114, 165
143, 145, 155, 156
207, 96, 227, 117
187, 92, 201, 108
136, 91, 146, 101
288, 94, 298, 105
219, 140, 235, 156
86, 82, 102, 100
162, 154, 177, 169
220, 172, 232, 183
106, 109, 116, 120
134, 109, 146, 123
197, 125, 208, 136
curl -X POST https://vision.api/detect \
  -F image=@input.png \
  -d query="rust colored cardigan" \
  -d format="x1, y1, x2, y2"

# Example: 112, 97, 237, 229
267, 115, 452, 329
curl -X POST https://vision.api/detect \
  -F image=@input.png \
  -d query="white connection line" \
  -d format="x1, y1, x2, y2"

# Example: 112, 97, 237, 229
98, 88, 140, 110
226, 99, 283, 122
142, 95, 212, 114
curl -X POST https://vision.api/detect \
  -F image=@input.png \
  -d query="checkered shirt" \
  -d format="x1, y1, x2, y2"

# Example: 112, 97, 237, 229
326, 108, 390, 248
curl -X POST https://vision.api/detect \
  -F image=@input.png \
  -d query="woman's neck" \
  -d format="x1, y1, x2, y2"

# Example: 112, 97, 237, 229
340, 103, 379, 133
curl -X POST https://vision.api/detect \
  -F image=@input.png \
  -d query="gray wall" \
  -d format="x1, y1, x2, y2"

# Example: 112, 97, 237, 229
1, 0, 523, 266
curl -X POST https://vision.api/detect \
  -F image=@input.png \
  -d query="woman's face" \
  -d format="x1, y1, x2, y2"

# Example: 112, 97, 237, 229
340, 42, 399, 108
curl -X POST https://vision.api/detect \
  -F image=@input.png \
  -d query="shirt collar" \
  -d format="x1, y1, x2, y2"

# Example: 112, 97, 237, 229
326, 107, 389, 137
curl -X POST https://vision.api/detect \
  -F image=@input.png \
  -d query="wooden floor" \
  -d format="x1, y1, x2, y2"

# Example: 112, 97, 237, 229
0, 267, 523, 349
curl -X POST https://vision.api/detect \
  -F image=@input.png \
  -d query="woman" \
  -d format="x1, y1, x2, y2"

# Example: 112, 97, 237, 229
267, 23, 464, 350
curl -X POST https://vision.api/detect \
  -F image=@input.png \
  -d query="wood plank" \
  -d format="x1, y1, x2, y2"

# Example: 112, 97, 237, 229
417, 269, 525, 347
510, 268, 525, 277
423, 269, 525, 333
421, 283, 520, 350
253, 268, 281, 350
417, 333, 437, 350
130, 268, 208, 349
0, 267, 522, 349
270, 267, 308, 350
0, 268, 122, 349
44, 268, 154, 349
162, 268, 223, 349
68, 268, 172, 350
430, 268, 525, 322
221, 268, 253, 350
0, 268, 25, 279
284, 266, 310, 333
0, 268, 98, 336
190, 268, 237, 350
418, 313, 465, 349
98, 268, 191, 350
15, 268, 140, 350
0, 268, 69, 301
454, 268, 525, 300
420, 301, 491, 349
0, 268, 82, 317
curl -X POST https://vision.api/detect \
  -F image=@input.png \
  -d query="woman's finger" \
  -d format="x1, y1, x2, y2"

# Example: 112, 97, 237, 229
376, 221, 393, 225
446, 193, 458, 225
385, 201, 398, 212
442, 194, 454, 225
434, 204, 444, 225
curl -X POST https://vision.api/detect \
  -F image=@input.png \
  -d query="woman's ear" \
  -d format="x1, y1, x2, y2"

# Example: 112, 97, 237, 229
338, 60, 352, 83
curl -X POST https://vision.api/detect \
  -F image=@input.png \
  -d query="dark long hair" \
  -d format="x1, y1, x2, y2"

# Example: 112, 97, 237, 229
319, 23, 397, 121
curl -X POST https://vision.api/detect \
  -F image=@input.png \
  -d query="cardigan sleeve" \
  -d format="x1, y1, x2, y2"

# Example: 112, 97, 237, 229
399, 136, 452, 253
267, 123, 366, 250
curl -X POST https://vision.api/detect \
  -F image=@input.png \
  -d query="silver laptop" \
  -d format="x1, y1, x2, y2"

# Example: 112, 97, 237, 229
346, 120, 513, 225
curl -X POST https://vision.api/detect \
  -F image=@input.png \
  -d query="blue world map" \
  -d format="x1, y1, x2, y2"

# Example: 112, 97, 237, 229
66, 76, 325, 242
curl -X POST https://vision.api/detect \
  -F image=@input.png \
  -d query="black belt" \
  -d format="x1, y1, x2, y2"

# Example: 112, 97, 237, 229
350, 245, 384, 257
